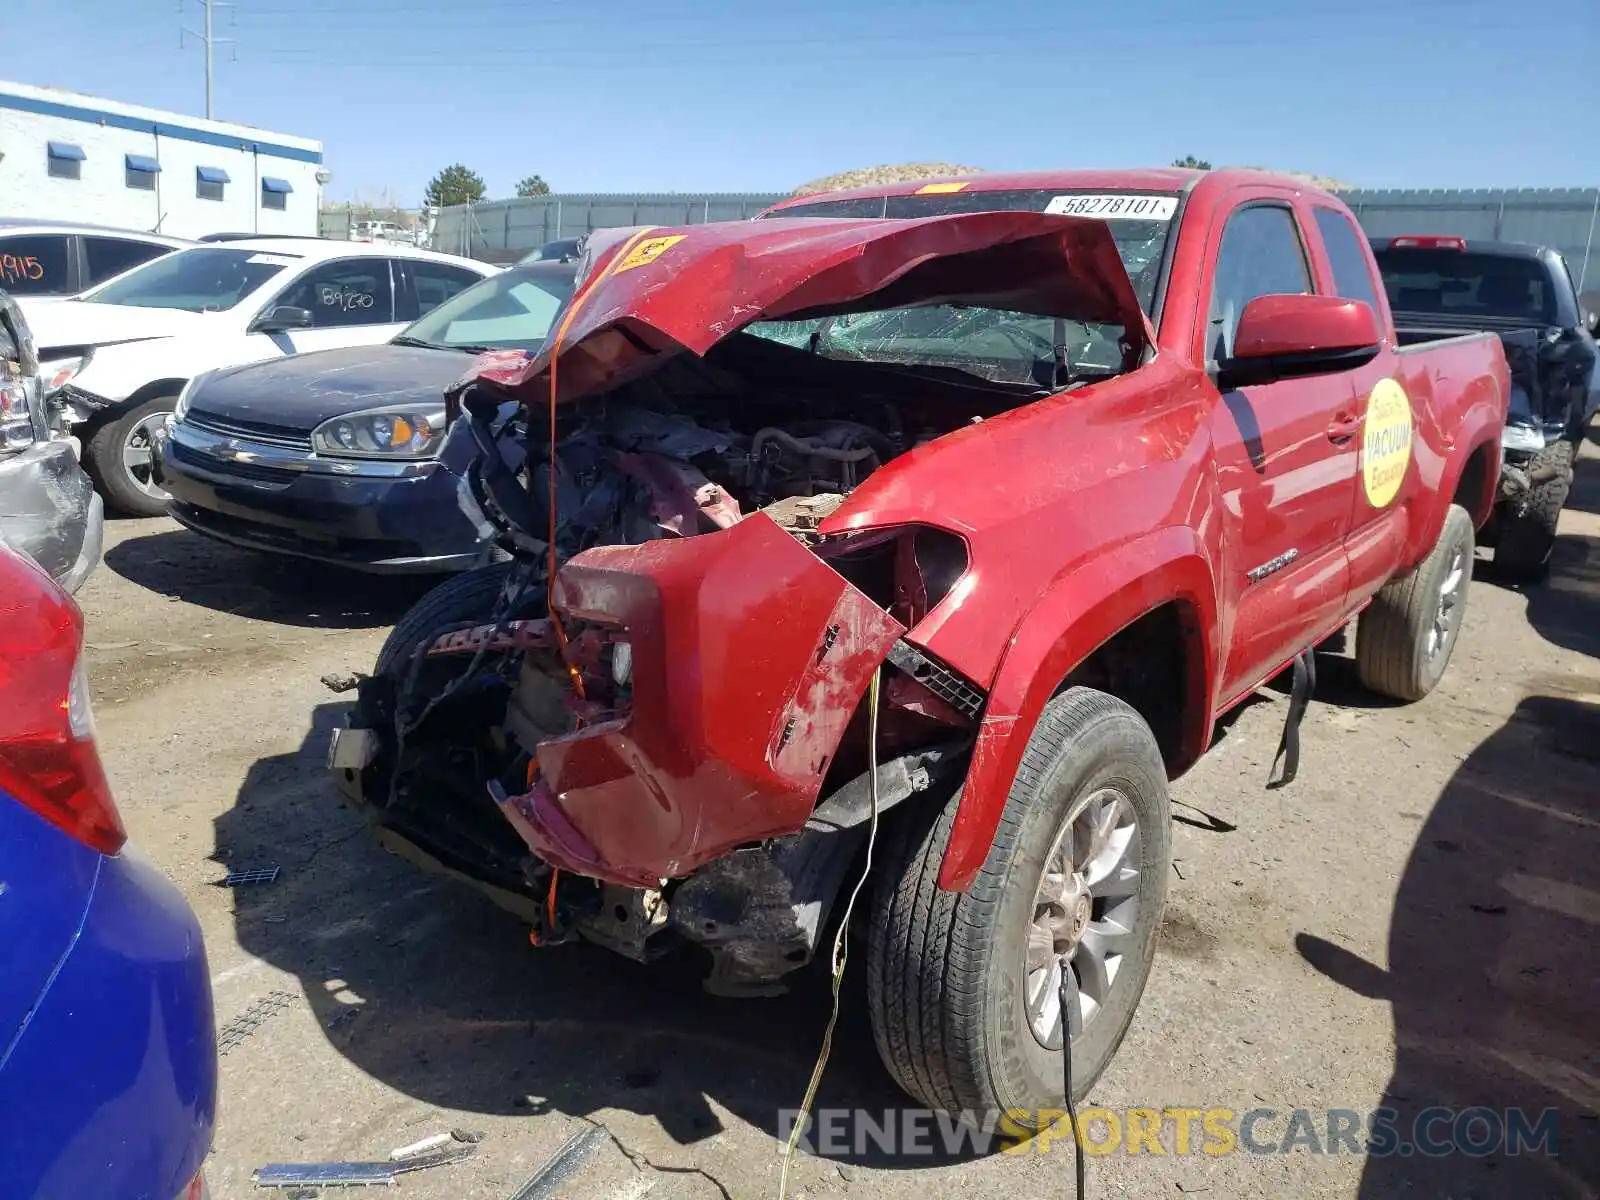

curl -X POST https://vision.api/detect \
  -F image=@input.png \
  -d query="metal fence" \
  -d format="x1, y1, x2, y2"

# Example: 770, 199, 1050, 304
429, 186, 1600, 301
1342, 188, 1600, 301
430, 193, 787, 263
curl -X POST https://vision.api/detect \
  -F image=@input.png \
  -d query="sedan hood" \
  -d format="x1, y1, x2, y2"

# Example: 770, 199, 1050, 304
24, 300, 205, 356
189, 343, 472, 430
469, 212, 1150, 406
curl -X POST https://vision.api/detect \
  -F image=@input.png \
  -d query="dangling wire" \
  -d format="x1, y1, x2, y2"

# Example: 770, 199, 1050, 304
777, 666, 883, 1200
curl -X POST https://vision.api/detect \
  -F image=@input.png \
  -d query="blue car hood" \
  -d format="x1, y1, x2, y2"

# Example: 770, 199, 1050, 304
187, 343, 480, 431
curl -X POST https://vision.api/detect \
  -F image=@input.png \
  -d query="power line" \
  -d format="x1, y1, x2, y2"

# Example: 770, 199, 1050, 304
180, 0, 235, 119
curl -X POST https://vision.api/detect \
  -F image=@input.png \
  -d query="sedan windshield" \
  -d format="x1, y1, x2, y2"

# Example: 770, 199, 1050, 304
396, 267, 575, 353
748, 188, 1177, 388
83, 247, 298, 312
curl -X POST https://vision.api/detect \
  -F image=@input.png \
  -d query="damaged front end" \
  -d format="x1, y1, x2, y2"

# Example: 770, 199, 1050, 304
333, 211, 1146, 994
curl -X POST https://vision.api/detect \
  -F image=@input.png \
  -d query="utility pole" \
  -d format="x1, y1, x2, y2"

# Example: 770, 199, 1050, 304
180, 0, 233, 119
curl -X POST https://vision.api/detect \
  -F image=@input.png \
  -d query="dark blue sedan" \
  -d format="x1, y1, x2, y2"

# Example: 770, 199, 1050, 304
153, 260, 575, 574
0, 542, 216, 1199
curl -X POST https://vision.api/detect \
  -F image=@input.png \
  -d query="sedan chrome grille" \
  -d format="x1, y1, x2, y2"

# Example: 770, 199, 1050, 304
185, 410, 313, 451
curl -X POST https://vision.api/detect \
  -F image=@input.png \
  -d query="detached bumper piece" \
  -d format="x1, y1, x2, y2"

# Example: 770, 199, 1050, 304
495, 513, 907, 888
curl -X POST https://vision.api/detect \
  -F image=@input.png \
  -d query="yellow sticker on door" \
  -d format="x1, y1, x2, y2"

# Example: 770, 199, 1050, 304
613, 234, 686, 274
1362, 378, 1414, 509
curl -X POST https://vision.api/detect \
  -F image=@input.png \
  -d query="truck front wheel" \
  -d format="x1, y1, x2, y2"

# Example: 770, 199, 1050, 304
1492, 440, 1575, 581
866, 687, 1170, 1123
1356, 502, 1474, 702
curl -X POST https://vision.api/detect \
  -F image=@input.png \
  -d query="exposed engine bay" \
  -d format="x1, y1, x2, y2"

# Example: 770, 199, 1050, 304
334, 332, 1004, 994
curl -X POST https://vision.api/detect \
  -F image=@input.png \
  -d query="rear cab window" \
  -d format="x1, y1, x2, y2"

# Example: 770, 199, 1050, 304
0, 235, 72, 296
1312, 208, 1382, 316
754, 188, 1180, 389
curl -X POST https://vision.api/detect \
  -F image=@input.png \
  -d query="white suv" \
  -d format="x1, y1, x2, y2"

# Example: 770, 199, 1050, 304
26, 238, 498, 515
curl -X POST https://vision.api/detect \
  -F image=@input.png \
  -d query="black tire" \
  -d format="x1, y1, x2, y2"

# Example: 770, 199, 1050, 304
83, 392, 180, 517
375, 560, 520, 676
1492, 440, 1575, 580
1356, 503, 1474, 702
866, 687, 1171, 1122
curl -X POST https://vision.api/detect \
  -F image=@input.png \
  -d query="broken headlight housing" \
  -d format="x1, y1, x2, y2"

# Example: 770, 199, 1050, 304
312, 405, 447, 460
1, 376, 35, 452
39, 354, 88, 397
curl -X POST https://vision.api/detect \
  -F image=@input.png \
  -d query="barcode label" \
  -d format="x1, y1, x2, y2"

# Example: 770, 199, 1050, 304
1045, 194, 1178, 221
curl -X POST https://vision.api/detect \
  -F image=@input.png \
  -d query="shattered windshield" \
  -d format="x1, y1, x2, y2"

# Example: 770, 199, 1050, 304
748, 188, 1177, 388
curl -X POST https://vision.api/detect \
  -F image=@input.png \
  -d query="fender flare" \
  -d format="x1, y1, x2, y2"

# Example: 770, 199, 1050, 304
937, 526, 1218, 892
1431, 403, 1505, 535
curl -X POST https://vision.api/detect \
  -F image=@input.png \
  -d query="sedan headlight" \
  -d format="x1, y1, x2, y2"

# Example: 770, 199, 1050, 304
311, 405, 447, 460
172, 375, 200, 423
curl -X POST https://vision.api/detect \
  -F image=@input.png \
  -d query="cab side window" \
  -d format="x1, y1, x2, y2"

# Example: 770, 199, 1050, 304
1312, 207, 1381, 315
276, 259, 396, 328
1207, 205, 1312, 362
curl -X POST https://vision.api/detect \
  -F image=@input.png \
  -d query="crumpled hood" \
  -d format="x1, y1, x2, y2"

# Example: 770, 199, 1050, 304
470, 212, 1150, 406
190, 343, 471, 430
24, 299, 206, 355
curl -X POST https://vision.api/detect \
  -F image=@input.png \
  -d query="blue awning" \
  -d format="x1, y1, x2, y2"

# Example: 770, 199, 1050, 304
125, 154, 161, 174
47, 141, 86, 161
196, 166, 231, 184
260, 176, 293, 194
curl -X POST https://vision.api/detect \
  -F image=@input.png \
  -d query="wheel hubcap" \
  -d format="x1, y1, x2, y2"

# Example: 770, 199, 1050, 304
1427, 548, 1465, 660
123, 412, 171, 502
1025, 786, 1143, 1050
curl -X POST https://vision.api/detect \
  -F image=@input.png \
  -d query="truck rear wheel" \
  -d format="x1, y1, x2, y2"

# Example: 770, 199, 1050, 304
1492, 440, 1574, 581
866, 687, 1170, 1122
1356, 503, 1474, 702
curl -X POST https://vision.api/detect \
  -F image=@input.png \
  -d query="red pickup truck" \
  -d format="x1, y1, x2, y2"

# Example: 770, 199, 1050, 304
331, 169, 1507, 1124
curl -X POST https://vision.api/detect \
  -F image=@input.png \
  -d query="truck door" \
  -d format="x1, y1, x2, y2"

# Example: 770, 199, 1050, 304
1307, 204, 1417, 609
1203, 199, 1360, 704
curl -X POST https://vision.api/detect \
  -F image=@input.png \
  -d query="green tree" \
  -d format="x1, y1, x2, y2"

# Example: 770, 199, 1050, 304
1172, 155, 1212, 170
424, 164, 486, 208
515, 174, 551, 198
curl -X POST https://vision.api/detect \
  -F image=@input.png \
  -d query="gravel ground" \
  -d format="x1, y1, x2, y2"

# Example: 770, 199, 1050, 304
78, 435, 1600, 1200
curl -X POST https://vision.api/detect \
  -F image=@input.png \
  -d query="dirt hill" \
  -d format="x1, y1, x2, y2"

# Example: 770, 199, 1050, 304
791, 163, 985, 196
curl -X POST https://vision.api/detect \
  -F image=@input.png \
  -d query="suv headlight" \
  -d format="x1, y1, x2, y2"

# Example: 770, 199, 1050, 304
1, 376, 35, 451
39, 355, 88, 396
312, 405, 447, 460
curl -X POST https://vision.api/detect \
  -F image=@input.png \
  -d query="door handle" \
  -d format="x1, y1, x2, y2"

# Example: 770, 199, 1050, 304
1326, 410, 1362, 442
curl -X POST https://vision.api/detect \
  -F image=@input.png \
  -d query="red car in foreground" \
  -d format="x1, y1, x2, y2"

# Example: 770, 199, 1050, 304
331, 169, 1507, 1122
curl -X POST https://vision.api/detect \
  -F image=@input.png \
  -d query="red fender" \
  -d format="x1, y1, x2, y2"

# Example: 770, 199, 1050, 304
1411, 365, 1508, 558
937, 526, 1219, 892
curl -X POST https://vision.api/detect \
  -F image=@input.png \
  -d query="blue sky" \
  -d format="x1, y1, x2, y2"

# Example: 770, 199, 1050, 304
9, 0, 1596, 203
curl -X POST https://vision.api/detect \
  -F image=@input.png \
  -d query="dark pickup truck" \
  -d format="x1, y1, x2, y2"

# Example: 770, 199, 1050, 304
1373, 235, 1600, 576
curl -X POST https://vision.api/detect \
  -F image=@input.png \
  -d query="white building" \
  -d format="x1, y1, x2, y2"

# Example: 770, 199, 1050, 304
0, 80, 325, 239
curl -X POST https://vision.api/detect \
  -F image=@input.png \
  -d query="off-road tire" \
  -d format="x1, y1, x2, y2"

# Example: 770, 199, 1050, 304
375, 561, 520, 676
1356, 503, 1474, 702
866, 687, 1170, 1122
83, 392, 179, 517
1492, 440, 1575, 581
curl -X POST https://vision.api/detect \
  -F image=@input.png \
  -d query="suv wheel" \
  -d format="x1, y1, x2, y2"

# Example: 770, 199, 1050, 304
83, 393, 178, 517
